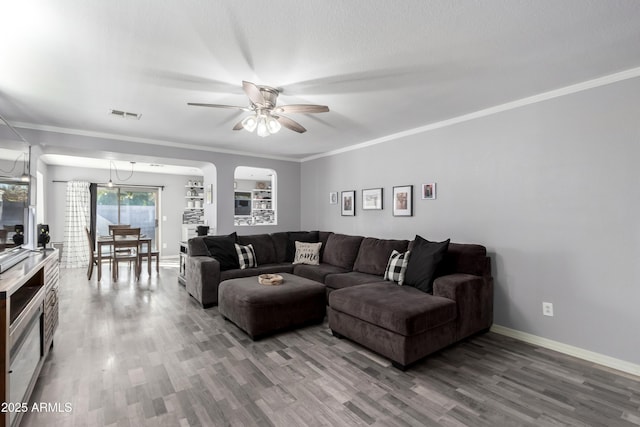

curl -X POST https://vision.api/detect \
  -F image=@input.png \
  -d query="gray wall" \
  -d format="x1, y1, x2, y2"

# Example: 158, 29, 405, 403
301, 76, 640, 365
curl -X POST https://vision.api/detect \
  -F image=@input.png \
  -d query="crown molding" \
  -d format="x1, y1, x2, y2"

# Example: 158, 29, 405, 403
301, 66, 640, 162
3, 121, 302, 163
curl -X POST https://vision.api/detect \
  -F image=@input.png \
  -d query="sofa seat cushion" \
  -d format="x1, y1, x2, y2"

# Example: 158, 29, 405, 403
325, 271, 387, 291
293, 263, 350, 283
328, 282, 456, 336
220, 263, 295, 281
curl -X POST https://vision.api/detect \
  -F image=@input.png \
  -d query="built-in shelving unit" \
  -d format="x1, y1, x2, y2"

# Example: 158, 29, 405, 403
183, 180, 204, 225
251, 189, 274, 225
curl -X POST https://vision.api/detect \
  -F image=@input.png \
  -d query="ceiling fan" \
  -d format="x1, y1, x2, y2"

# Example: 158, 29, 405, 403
188, 81, 329, 137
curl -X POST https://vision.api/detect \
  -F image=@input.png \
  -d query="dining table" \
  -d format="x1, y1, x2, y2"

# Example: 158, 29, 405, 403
96, 234, 153, 281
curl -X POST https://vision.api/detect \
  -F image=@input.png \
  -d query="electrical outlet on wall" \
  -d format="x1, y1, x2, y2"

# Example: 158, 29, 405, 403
162, 243, 167, 249
542, 302, 554, 317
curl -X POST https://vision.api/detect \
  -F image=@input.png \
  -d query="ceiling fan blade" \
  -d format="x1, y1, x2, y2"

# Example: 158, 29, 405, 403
276, 104, 329, 114
242, 81, 265, 107
187, 103, 250, 111
232, 120, 244, 131
276, 116, 307, 133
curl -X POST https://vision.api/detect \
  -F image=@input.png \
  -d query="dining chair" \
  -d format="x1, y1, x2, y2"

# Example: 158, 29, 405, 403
137, 245, 160, 275
108, 224, 131, 233
111, 227, 141, 280
85, 227, 110, 279
109, 224, 133, 257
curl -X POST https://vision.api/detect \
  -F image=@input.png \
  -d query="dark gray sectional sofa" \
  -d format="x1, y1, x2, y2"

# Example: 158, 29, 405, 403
186, 231, 493, 369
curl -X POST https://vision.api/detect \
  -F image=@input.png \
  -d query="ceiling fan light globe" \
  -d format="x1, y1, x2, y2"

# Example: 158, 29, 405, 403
241, 115, 258, 132
267, 116, 281, 134
256, 117, 270, 137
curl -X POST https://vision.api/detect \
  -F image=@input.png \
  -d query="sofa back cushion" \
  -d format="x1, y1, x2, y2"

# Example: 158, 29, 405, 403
353, 237, 409, 276
407, 241, 490, 277
187, 236, 209, 257
202, 232, 239, 271
318, 231, 333, 259
322, 233, 364, 270
441, 243, 489, 276
237, 234, 277, 265
270, 232, 289, 263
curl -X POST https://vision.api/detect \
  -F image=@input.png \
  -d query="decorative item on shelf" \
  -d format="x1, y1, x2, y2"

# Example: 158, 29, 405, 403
38, 224, 50, 248
196, 226, 209, 236
187, 201, 194, 209
12, 224, 24, 245
258, 274, 283, 286
257, 181, 266, 189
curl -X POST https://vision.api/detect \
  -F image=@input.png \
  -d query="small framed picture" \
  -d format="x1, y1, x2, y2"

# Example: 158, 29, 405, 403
329, 192, 338, 204
362, 188, 383, 210
393, 185, 413, 217
341, 191, 355, 216
422, 183, 436, 200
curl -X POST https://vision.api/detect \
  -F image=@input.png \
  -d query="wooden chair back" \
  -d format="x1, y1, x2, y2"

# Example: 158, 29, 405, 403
85, 227, 96, 261
111, 227, 141, 254
108, 224, 131, 234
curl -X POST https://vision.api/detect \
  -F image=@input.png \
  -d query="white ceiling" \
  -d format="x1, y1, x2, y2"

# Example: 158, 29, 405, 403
1, 1, 640, 165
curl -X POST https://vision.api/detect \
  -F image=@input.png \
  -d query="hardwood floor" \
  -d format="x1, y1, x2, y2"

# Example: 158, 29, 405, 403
20, 265, 640, 427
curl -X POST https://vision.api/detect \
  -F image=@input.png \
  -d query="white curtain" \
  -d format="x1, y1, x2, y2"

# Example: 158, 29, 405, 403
61, 181, 90, 268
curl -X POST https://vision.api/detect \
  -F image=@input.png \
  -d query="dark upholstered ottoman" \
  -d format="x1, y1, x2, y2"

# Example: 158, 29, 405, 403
328, 282, 457, 369
218, 273, 326, 339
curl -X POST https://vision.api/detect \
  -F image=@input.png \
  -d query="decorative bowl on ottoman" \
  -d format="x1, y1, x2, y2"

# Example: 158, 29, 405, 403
258, 274, 283, 285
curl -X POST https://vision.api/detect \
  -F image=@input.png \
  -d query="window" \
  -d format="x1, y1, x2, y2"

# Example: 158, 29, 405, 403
96, 186, 160, 249
233, 167, 276, 226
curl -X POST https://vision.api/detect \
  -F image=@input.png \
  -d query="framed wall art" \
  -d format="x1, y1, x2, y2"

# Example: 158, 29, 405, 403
422, 183, 436, 200
362, 188, 383, 210
393, 185, 413, 217
329, 192, 338, 204
341, 190, 355, 216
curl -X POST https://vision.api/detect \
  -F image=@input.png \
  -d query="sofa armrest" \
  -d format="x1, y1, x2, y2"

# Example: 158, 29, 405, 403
433, 273, 493, 340
186, 255, 221, 307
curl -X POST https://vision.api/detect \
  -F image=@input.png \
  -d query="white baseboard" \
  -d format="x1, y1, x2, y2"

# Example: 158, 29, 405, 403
491, 324, 640, 377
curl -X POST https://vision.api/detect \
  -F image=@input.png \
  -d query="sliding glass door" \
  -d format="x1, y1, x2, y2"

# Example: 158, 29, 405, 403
96, 186, 159, 249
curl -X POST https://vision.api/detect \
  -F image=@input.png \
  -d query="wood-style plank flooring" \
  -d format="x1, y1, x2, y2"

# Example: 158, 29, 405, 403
20, 264, 640, 426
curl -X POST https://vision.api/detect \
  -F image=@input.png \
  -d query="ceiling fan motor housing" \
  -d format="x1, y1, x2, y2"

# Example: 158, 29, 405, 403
257, 86, 279, 109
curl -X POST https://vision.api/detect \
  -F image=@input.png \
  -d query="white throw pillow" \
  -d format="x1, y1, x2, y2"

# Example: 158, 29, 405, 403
293, 241, 322, 265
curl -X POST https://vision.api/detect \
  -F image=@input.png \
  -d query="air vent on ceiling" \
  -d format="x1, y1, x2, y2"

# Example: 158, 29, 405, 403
109, 109, 142, 120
